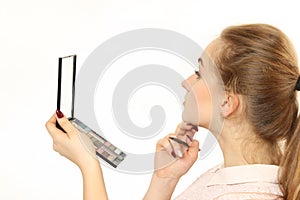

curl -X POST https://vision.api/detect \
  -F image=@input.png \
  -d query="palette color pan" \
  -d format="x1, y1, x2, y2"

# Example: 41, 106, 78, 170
70, 118, 126, 168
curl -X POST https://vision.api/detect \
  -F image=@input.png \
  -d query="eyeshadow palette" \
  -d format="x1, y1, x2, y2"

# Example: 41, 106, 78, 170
70, 118, 126, 168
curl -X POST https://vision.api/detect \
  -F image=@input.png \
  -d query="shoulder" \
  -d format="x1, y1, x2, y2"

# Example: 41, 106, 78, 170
174, 164, 282, 200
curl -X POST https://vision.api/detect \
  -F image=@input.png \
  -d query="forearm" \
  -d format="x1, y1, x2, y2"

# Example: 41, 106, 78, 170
80, 159, 108, 200
144, 173, 180, 200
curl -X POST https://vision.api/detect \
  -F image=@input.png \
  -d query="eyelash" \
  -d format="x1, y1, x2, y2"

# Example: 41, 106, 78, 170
195, 71, 201, 79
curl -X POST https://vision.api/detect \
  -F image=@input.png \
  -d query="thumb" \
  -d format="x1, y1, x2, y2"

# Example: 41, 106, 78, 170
56, 110, 77, 136
186, 139, 200, 160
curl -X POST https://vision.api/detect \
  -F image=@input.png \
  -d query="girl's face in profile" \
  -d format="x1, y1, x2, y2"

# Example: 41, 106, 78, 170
181, 40, 221, 129
181, 65, 211, 128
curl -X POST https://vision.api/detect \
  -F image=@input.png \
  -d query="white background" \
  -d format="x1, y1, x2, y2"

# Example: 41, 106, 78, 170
1, 0, 300, 199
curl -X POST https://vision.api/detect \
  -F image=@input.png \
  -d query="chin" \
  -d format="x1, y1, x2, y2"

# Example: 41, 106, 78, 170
182, 112, 198, 126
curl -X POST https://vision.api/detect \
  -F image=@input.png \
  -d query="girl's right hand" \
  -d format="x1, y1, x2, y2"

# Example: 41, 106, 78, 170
45, 111, 98, 171
154, 122, 199, 179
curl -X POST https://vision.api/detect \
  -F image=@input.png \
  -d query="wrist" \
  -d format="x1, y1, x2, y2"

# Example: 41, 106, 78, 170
153, 172, 180, 184
79, 157, 101, 175
144, 173, 180, 200
154, 169, 183, 180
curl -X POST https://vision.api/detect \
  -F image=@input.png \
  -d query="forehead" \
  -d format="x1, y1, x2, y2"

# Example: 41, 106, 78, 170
198, 39, 219, 65
197, 39, 223, 86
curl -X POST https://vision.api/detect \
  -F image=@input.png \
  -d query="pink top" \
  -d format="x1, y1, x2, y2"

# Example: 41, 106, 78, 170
174, 164, 282, 200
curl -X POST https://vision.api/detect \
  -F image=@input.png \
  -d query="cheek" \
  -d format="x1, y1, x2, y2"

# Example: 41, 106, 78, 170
182, 93, 199, 121
182, 83, 212, 126
194, 84, 212, 124
196, 84, 211, 113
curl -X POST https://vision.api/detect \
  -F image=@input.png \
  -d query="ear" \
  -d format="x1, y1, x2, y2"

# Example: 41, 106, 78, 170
221, 93, 240, 118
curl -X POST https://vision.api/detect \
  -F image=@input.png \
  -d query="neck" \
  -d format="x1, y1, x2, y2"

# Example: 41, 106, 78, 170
216, 121, 277, 167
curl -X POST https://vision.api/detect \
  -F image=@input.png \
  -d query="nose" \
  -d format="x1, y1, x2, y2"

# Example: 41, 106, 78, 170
182, 74, 198, 92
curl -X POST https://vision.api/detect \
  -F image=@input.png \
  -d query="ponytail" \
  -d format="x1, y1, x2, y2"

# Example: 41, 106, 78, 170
280, 115, 300, 199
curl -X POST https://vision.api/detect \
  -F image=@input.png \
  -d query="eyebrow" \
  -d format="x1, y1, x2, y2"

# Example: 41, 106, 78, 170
198, 57, 203, 66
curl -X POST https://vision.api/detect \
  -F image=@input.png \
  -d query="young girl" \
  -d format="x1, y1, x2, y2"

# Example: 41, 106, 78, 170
46, 24, 300, 199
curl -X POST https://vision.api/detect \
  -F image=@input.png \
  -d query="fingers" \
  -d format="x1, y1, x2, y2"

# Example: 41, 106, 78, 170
45, 113, 70, 155
55, 110, 77, 137
156, 134, 192, 159
156, 121, 201, 160
156, 133, 175, 152
187, 139, 200, 155
181, 139, 200, 164
175, 122, 198, 136
45, 113, 66, 140
181, 122, 198, 132
175, 122, 198, 146
45, 110, 78, 142
175, 122, 184, 133
156, 134, 183, 158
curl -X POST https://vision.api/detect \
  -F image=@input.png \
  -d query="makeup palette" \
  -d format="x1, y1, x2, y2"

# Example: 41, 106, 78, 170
57, 55, 126, 168
70, 118, 126, 168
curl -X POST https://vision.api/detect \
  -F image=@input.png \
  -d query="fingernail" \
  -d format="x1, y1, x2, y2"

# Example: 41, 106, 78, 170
171, 151, 176, 158
56, 110, 64, 119
176, 149, 183, 158
186, 135, 193, 142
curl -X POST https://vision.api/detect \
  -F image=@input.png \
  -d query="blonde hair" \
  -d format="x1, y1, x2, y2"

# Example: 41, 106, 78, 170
214, 24, 300, 199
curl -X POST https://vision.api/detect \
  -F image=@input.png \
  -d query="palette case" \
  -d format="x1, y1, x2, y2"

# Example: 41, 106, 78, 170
56, 55, 126, 168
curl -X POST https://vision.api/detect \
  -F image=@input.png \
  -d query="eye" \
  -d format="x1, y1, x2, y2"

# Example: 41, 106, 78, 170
195, 71, 201, 79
